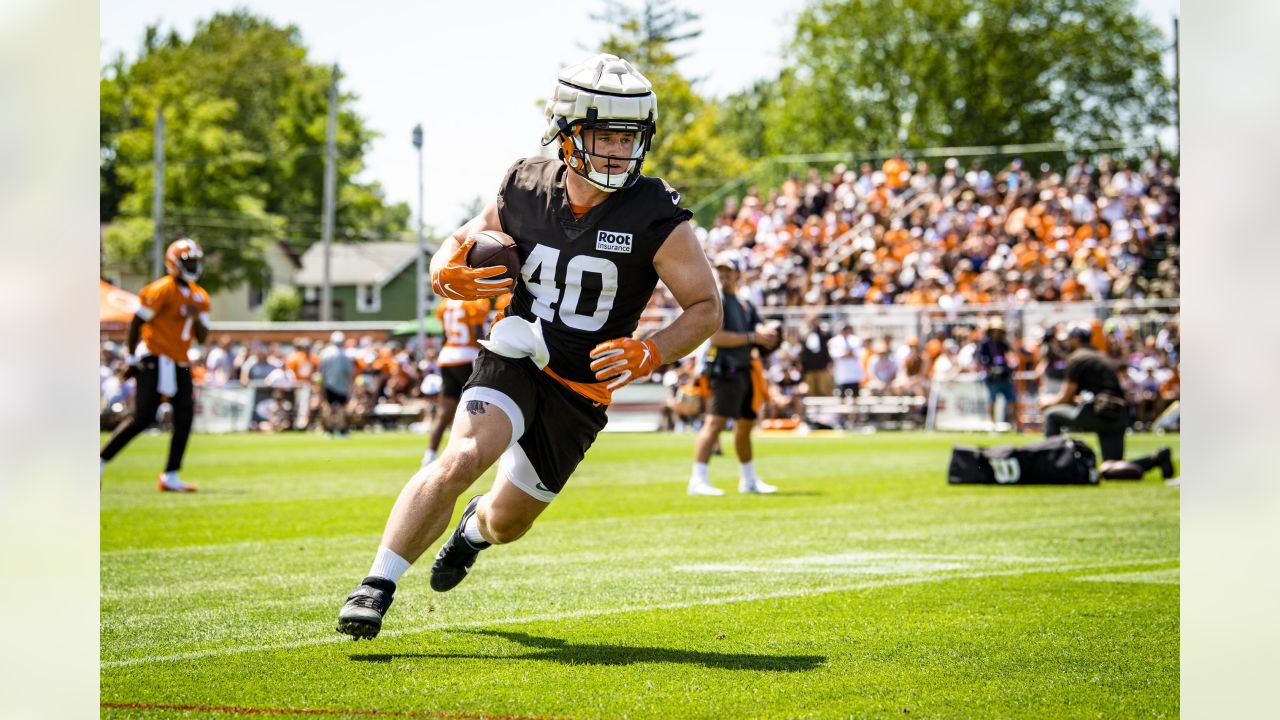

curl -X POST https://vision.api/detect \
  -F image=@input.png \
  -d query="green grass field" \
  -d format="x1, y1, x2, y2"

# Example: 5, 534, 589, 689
101, 429, 1178, 719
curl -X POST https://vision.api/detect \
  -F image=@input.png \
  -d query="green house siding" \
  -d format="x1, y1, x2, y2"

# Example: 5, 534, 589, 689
330, 266, 420, 321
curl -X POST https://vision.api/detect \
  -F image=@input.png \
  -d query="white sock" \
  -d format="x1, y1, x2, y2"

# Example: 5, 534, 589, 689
691, 462, 709, 485
740, 461, 758, 483
160, 470, 179, 485
368, 545, 411, 583
422, 448, 437, 466
462, 514, 488, 545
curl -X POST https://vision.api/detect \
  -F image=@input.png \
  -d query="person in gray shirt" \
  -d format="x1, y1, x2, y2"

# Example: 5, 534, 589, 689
318, 330, 354, 437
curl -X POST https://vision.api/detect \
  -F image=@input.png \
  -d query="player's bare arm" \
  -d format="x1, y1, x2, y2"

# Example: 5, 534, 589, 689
127, 314, 144, 357
429, 199, 503, 276
190, 303, 209, 344
645, 221, 722, 363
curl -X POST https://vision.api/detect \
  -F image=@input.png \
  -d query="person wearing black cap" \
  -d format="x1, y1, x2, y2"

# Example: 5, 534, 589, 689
689, 253, 780, 496
1039, 324, 1174, 480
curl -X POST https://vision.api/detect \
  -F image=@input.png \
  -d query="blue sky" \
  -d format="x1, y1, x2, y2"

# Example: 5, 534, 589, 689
100, 0, 1180, 237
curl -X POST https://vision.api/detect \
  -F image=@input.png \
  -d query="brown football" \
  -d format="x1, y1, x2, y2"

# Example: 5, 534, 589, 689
466, 230, 520, 282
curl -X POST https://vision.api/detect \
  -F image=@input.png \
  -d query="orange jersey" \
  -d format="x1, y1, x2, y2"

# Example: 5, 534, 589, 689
285, 350, 318, 381
136, 275, 211, 363
436, 299, 490, 366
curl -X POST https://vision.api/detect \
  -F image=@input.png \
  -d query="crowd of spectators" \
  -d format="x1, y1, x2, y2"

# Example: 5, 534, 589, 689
649, 150, 1178, 314
101, 151, 1179, 436
659, 316, 1179, 433
99, 335, 451, 433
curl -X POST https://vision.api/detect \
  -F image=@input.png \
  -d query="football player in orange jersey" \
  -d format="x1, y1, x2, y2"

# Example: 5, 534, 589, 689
100, 238, 210, 492
421, 297, 494, 465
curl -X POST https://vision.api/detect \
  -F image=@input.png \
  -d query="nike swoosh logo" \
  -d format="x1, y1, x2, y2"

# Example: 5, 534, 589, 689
535, 482, 550, 492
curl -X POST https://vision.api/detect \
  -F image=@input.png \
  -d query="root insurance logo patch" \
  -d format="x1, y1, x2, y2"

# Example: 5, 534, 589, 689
596, 229, 633, 254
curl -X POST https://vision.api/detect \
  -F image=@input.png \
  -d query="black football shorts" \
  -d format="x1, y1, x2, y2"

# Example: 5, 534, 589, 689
439, 363, 473, 400
708, 370, 757, 421
460, 349, 608, 501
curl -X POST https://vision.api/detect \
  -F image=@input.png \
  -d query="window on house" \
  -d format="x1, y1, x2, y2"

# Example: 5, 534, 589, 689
249, 271, 272, 309
356, 283, 381, 313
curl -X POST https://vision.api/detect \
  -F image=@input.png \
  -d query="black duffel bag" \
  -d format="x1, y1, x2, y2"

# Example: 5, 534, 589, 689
948, 435, 1099, 485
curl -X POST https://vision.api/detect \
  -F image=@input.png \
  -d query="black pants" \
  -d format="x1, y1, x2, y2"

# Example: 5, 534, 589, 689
100, 358, 194, 473
1043, 402, 1127, 461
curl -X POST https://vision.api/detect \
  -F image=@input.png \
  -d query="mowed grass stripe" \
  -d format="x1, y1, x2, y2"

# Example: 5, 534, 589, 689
102, 431, 1177, 719
102, 557, 1174, 669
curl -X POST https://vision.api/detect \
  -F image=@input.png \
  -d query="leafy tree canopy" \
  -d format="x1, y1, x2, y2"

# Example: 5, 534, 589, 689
101, 11, 410, 292
721, 0, 1173, 158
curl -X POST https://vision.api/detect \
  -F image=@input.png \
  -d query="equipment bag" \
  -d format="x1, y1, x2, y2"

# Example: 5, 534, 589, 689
948, 435, 1099, 485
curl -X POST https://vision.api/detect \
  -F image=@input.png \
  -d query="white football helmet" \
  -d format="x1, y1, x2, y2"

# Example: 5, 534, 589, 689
542, 53, 657, 192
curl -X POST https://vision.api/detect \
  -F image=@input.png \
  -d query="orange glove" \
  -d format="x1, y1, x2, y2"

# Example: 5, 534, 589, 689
588, 338, 662, 390
431, 237, 515, 300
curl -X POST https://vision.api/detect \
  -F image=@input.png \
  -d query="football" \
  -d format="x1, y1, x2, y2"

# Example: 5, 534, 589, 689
466, 230, 520, 283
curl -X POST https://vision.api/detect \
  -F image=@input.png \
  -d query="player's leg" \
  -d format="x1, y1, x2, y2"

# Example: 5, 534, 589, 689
424, 396, 459, 465
1042, 403, 1081, 438
337, 353, 534, 639
432, 368, 602, 592
383, 396, 513, 564
1099, 444, 1173, 480
336, 394, 512, 639
100, 360, 161, 470
691, 413, 729, 495
735, 385, 775, 493
158, 367, 197, 492
334, 390, 349, 436
428, 450, 552, 593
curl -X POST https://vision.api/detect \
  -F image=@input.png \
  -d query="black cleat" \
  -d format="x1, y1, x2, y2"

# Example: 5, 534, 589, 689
1155, 447, 1175, 480
336, 576, 396, 640
430, 495, 490, 592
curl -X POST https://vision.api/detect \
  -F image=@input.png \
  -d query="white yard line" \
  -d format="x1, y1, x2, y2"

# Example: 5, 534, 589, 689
101, 557, 1176, 670
1076, 567, 1180, 584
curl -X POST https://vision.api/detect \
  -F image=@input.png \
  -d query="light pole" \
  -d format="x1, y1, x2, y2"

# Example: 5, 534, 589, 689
412, 124, 426, 359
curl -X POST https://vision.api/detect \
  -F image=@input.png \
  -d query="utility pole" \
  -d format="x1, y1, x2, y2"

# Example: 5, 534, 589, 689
152, 107, 165, 278
412, 123, 426, 359
321, 64, 339, 322
1173, 15, 1180, 168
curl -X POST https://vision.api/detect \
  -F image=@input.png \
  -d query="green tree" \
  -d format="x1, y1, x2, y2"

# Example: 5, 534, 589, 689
593, 0, 750, 198
100, 11, 410, 292
754, 0, 1172, 155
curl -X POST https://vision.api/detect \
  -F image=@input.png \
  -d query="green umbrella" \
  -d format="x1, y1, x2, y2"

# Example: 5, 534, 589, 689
390, 316, 443, 337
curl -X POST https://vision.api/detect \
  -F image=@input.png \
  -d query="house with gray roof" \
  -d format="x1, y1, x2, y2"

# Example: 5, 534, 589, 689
293, 241, 428, 321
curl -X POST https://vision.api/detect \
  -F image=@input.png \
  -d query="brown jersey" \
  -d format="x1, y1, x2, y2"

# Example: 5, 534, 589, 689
136, 275, 211, 363
496, 157, 692, 385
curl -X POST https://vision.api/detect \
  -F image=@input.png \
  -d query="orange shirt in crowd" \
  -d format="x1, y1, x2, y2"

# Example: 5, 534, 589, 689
136, 275, 211, 364
285, 349, 318, 381
882, 157, 910, 190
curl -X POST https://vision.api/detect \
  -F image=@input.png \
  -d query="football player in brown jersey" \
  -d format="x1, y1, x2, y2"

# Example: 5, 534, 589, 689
338, 54, 722, 639
100, 238, 210, 492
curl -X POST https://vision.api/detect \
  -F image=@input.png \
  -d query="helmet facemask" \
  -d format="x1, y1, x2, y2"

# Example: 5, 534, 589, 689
555, 115, 653, 192
165, 239, 205, 282
176, 254, 204, 282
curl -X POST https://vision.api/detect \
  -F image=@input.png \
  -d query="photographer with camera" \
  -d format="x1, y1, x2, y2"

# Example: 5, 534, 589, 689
688, 254, 781, 496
